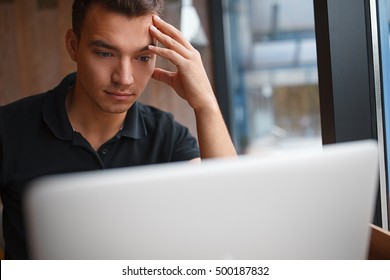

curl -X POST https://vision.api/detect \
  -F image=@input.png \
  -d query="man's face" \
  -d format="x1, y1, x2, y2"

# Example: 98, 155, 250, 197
67, 4, 157, 114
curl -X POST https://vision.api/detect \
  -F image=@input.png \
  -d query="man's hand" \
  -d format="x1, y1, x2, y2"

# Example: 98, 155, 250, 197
148, 15, 218, 113
148, 15, 237, 159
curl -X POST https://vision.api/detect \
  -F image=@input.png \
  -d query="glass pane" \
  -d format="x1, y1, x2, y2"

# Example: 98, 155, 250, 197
378, 0, 390, 228
223, 0, 321, 154
386, 0, 390, 229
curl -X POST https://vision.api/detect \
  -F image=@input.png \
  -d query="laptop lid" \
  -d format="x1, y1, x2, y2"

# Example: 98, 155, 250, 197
24, 140, 379, 259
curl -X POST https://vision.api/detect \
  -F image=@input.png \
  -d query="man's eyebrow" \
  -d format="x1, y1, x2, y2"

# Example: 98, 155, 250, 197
140, 41, 156, 52
89, 40, 118, 51
89, 39, 157, 52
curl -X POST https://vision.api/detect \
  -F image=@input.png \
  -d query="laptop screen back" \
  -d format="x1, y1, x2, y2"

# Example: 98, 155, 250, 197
24, 140, 379, 259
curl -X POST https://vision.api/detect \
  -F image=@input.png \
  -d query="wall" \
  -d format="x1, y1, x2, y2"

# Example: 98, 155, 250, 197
0, 0, 74, 104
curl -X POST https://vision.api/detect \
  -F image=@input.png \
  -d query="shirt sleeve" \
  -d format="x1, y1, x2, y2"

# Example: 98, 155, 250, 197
171, 121, 200, 162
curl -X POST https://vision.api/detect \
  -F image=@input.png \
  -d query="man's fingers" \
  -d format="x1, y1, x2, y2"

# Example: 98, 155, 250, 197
152, 15, 193, 50
148, 44, 185, 67
149, 25, 190, 60
151, 68, 175, 86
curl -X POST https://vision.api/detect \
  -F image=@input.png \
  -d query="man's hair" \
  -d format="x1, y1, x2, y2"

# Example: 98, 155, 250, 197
72, 0, 165, 38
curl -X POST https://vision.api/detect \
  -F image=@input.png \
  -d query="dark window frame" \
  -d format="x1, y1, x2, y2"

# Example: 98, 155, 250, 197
313, 0, 388, 228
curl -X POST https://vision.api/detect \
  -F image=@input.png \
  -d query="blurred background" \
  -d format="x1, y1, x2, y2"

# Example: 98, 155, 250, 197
218, 0, 320, 154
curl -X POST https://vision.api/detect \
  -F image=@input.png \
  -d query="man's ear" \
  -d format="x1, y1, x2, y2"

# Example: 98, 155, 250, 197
65, 29, 78, 62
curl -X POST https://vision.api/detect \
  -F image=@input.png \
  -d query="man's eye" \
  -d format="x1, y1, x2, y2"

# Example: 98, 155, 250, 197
97, 52, 112, 58
138, 56, 151, 62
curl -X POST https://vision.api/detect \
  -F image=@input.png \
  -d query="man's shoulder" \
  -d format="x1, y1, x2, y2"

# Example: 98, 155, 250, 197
0, 93, 50, 136
0, 93, 47, 114
137, 102, 173, 117
1, 73, 74, 116
136, 102, 176, 125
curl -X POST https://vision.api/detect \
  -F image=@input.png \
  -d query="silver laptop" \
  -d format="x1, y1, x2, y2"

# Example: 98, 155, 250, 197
24, 140, 379, 259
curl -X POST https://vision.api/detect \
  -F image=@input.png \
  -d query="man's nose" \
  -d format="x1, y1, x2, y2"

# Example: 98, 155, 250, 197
112, 59, 134, 86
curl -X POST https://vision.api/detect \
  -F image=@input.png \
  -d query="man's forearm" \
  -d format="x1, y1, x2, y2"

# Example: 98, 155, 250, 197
195, 107, 237, 159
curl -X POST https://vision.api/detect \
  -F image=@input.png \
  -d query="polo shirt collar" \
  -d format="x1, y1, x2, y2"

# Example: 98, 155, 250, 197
121, 102, 148, 139
42, 72, 147, 141
42, 73, 75, 140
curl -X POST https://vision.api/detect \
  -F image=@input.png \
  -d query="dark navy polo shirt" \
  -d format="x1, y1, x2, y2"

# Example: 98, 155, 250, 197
0, 73, 200, 259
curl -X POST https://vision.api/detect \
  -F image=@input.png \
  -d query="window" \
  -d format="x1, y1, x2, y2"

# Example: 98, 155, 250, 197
221, 0, 321, 154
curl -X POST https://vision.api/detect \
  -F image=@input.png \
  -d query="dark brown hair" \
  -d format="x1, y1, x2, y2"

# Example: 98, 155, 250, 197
72, 0, 165, 38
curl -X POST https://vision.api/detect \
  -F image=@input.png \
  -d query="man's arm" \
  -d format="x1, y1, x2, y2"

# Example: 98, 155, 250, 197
148, 15, 237, 159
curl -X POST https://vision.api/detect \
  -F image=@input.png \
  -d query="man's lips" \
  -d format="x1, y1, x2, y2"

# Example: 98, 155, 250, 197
104, 90, 133, 100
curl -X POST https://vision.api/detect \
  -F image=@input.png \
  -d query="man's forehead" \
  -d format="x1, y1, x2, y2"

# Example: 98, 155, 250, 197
82, 4, 154, 33
88, 38, 156, 53
80, 6, 155, 51
84, 3, 155, 26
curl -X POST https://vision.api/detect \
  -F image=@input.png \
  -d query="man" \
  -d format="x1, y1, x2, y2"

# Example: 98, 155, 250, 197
0, 0, 236, 259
